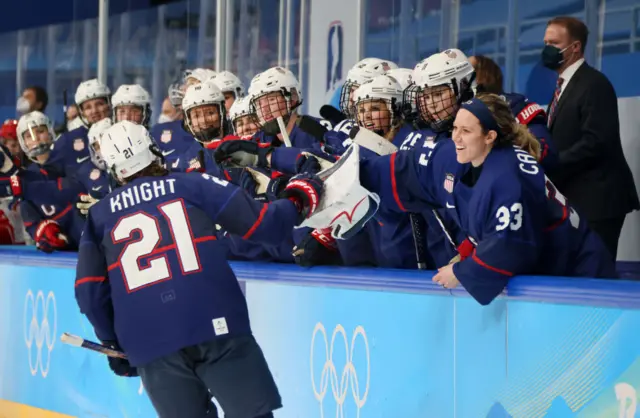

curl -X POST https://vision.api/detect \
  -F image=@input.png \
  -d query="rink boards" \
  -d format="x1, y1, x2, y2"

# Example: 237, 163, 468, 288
1, 247, 640, 418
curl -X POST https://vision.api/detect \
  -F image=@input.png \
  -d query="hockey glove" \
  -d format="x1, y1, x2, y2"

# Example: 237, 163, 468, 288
0, 174, 21, 199
292, 227, 342, 267
35, 220, 68, 253
214, 140, 273, 168
240, 167, 289, 202
77, 194, 100, 216
103, 341, 138, 377
279, 173, 323, 223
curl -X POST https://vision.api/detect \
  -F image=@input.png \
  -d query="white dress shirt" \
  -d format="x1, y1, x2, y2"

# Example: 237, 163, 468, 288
557, 58, 585, 99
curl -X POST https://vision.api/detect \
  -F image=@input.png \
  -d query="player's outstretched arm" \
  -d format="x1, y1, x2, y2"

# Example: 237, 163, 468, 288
359, 142, 446, 214
75, 213, 117, 342
197, 172, 323, 246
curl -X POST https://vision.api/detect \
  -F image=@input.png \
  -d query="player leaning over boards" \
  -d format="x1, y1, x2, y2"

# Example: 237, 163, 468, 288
358, 94, 617, 305
75, 121, 323, 418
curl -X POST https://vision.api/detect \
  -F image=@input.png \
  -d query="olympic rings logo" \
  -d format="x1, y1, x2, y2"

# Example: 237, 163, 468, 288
23, 289, 57, 378
310, 323, 370, 418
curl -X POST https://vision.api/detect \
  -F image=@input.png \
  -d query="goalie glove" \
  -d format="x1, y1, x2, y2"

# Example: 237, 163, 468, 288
295, 151, 337, 175
77, 194, 100, 216
35, 220, 68, 253
240, 167, 290, 202
0, 143, 19, 176
292, 227, 342, 267
102, 341, 138, 377
279, 173, 324, 223
213, 140, 273, 168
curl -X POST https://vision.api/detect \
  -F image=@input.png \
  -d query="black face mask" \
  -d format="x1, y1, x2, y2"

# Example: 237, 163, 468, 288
541, 44, 569, 70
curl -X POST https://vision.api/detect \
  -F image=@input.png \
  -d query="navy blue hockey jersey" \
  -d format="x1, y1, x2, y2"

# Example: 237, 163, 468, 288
17, 169, 86, 248
75, 161, 113, 198
75, 172, 300, 365
150, 120, 196, 168
360, 140, 617, 305
50, 126, 91, 178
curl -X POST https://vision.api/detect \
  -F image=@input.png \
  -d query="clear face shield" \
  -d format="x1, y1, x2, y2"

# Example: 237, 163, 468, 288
186, 103, 226, 143
19, 123, 53, 161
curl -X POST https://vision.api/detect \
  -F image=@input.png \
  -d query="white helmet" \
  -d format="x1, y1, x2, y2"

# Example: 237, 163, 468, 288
248, 66, 302, 125
185, 68, 218, 84
75, 78, 111, 126
385, 68, 416, 118
182, 80, 227, 143
75, 79, 111, 107
17, 111, 55, 161
353, 75, 404, 135
411, 49, 475, 132
111, 84, 152, 126
210, 71, 245, 98
87, 118, 112, 170
413, 49, 474, 90
340, 58, 398, 117
100, 121, 159, 181
229, 96, 253, 122
384, 68, 414, 90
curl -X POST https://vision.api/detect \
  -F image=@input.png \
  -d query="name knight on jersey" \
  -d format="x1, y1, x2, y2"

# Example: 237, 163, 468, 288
110, 179, 177, 213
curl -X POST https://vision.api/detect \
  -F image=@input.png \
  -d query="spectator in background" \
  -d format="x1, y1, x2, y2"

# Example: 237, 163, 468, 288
542, 16, 639, 260
468, 56, 503, 94
16, 85, 48, 115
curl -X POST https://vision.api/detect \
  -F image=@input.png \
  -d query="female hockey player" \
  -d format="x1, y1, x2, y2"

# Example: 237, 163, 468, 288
11, 111, 86, 251
229, 96, 259, 138
111, 84, 152, 127
358, 93, 617, 305
75, 120, 323, 418
210, 70, 246, 112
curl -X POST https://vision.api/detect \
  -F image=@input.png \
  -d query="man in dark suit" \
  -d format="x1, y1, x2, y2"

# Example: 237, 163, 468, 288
543, 16, 639, 261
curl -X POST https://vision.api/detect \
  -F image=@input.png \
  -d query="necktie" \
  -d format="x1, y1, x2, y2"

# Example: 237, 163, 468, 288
547, 77, 564, 127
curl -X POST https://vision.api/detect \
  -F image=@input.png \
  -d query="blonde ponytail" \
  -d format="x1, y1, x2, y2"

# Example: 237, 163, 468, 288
512, 123, 541, 161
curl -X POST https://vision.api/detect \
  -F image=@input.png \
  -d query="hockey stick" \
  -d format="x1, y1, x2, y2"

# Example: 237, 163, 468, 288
276, 116, 292, 147
409, 213, 428, 270
62, 89, 68, 113
60, 332, 127, 359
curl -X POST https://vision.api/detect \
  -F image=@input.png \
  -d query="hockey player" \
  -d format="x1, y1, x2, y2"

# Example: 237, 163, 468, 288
249, 67, 327, 148
179, 80, 232, 175
339, 58, 398, 120
0, 119, 22, 160
358, 94, 616, 305
209, 70, 245, 112
111, 84, 151, 127
74, 118, 115, 215
0, 144, 28, 245
75, 120, 324, 418
12, 112, 86, 251
49, 79, 110, 177
229, 96, 259, 138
